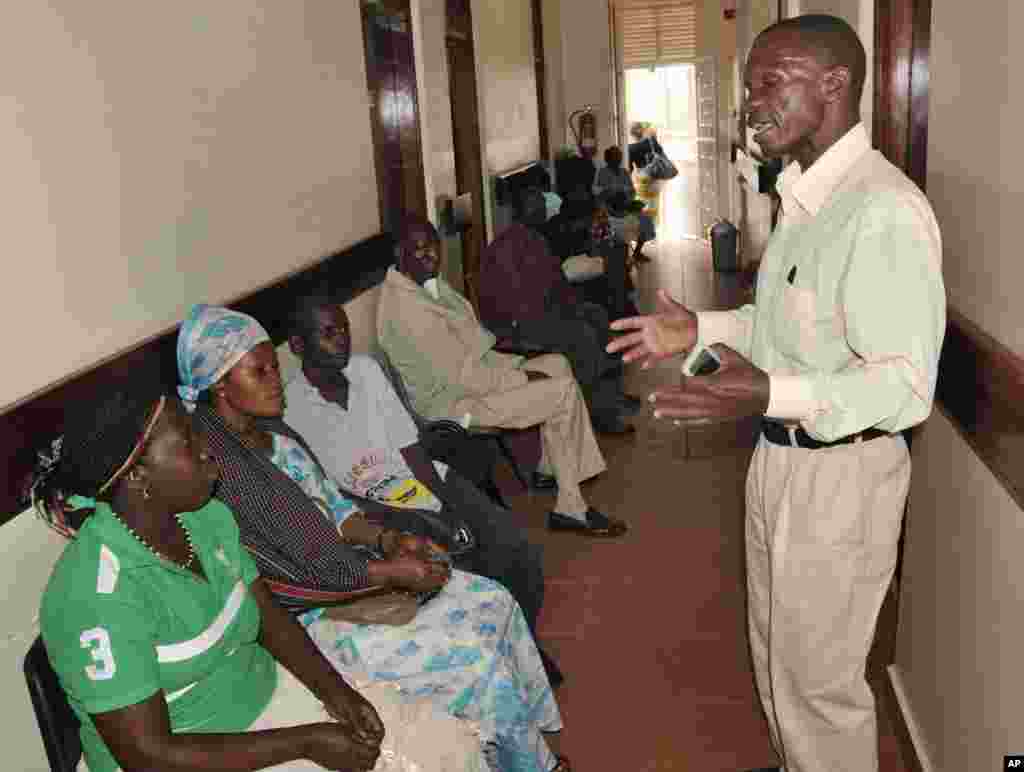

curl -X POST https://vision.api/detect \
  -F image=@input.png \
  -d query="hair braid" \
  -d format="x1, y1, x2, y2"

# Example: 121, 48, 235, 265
31, 385, 163, 536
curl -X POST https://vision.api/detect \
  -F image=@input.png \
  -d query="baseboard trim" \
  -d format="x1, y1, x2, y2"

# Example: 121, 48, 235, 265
887, 664, 935, 772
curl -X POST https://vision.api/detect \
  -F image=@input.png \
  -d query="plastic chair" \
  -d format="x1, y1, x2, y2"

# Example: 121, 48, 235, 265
24, 635, 81, 772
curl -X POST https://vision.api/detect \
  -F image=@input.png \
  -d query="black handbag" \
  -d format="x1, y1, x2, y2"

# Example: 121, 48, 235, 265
418, 420, 499, 495
644, 148, 679, 180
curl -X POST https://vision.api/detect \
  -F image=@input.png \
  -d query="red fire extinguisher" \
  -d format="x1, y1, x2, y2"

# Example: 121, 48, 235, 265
569, 105, 597, 159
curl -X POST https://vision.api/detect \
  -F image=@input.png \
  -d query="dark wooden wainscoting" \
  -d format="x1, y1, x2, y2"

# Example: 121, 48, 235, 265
0, 234, 396, 525
936, 308, 1024, 510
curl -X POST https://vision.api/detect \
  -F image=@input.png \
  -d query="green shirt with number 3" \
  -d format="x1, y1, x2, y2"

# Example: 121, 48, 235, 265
40, 499, 276, 772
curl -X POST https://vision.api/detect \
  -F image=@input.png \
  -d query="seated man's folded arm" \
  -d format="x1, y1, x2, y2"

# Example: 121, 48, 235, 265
384, 304, 528, 400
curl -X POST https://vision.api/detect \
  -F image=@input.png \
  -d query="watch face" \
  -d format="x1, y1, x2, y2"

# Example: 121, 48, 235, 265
691, 349, 721, 376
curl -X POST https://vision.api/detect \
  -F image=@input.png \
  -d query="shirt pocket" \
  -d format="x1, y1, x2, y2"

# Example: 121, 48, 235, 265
776, 284, 819, 360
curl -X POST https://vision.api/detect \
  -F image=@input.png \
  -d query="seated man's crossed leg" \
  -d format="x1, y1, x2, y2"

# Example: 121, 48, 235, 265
456, 352, 626, 537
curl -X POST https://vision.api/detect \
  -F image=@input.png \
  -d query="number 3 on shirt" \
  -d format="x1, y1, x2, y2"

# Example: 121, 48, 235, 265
81, 627, 116, 681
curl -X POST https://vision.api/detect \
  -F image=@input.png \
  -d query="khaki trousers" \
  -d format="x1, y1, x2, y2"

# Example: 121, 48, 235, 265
745, 433, 910, 772
453, 353, 606, 516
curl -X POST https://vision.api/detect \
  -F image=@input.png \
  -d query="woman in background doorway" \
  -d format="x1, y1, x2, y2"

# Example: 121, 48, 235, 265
626, 122, 664, 223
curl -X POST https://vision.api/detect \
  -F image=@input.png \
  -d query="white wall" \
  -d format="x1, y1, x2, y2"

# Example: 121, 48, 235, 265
1, 2, 384, 766
893, 1, 1024, 767
473, 0, 541, 177
894, 411, 1024, 770
542, 0, 616, 159
0, 1, 379, 410
472, 0, 542, 241
925, 0, 1022, 357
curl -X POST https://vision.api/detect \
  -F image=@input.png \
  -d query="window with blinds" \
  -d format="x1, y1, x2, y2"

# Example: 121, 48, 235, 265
615, 0, 697, 70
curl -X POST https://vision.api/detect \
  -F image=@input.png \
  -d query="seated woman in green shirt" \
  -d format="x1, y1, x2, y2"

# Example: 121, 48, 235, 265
34, 388, 484, 771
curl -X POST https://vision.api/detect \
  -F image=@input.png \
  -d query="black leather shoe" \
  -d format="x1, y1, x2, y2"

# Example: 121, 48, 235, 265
593, 415, 636, 435
548, 508, 628, 538
531, 471, 558, 491
618, 393, 643, 416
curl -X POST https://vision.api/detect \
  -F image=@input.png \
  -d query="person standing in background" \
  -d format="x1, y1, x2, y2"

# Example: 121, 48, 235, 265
626, 121, 663, 173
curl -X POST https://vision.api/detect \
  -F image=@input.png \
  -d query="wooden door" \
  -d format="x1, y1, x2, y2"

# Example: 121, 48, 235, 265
446, 35, 486, 303
362, 0, 428, 233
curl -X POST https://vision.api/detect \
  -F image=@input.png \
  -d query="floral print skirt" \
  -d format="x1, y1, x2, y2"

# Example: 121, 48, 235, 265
303, 570, 562, 771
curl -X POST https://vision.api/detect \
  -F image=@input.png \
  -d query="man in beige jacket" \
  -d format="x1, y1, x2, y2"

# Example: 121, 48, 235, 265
377, 217, 627, 537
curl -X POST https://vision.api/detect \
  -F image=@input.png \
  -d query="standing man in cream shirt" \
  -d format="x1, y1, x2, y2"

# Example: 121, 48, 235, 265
609, 15, 945, 772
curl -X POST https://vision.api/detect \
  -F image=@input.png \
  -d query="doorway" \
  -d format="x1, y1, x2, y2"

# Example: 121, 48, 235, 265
622, 61, 708, 240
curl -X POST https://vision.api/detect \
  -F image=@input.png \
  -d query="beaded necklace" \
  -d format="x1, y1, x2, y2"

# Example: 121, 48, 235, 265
115, 510, 197, 571
100, 395, 197, 571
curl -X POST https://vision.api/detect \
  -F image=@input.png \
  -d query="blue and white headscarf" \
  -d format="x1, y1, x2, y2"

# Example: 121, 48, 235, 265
176, 304, 270, 411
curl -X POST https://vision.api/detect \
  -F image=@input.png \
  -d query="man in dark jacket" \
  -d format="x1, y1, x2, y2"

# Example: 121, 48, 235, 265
478, 189, 640, 434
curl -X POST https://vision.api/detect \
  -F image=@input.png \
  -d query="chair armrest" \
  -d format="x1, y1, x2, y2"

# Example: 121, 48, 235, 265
486, 325, 551, 357
422, 417, 503, 437
467, 425, 504, 436
493, 338, 549, 357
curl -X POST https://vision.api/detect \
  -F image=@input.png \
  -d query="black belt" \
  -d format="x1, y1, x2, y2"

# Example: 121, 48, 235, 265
761, 419, 890, 450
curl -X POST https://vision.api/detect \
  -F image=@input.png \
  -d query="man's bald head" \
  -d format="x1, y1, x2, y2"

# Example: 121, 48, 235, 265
756, 14, 866, 107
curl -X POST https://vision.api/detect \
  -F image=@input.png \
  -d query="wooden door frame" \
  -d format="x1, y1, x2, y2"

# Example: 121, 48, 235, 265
530, 0, 550, 159
361, 0, 428, 232
873, 0, 932, 191
445, 0, 487, 304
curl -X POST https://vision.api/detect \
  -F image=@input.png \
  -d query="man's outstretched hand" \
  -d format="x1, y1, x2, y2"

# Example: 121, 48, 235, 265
607, 289, 698, 368
648, 344, 770, 423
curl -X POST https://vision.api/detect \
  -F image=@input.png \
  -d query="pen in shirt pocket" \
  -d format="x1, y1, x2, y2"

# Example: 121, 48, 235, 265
787, 265, 797, 284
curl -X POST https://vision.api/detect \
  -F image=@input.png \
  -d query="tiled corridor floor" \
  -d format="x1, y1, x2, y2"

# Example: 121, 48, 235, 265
496, 176, 917, 770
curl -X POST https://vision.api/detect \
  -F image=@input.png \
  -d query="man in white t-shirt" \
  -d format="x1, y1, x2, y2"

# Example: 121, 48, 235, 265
287, 349, 447, 513
282, 293, 562, 685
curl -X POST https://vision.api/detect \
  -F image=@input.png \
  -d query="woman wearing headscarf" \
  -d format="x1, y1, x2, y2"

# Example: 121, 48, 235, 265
177, 304, 568, 772
33, 387, 483, 772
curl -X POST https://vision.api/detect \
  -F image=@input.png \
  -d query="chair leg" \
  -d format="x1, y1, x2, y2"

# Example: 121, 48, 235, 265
480, 478, 509, 509
494, 435, 530, 491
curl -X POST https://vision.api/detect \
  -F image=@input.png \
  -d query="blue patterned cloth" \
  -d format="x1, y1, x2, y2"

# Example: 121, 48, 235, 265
176, 304, 270, 411
269, 435, 361, 532
270, 437, 562, 771
308, 571, 561, 772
